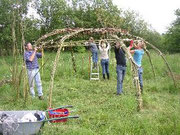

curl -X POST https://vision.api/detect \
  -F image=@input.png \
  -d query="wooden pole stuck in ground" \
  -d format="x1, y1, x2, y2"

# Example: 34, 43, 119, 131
48, 29, 84, 108
82, 56, 84, 75
41, 46, 44, 77
70, 45, 77, 73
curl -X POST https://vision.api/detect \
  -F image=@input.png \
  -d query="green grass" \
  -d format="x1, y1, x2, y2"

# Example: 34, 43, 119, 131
0, 50, 180, 135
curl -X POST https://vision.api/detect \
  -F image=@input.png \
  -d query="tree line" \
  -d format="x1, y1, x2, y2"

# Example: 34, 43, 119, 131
0, 0, 179, 55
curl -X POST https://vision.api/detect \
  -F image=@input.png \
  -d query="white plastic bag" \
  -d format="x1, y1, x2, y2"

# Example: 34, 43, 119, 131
21, 113, 37, 122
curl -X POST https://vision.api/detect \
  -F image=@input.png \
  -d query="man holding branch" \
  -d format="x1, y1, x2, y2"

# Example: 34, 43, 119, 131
24, 42, 44, 100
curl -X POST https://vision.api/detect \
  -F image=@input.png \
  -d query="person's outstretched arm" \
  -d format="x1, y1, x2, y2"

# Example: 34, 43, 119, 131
128, 40, 135, 54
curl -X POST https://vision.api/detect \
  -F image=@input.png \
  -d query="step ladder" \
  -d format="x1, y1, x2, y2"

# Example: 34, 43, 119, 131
90, 57, 100, 81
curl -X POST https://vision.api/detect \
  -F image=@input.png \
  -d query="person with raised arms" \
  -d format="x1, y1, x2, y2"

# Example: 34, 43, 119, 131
99, 40, 110, 80
24, 42, 44, 100
114, 41, 127, 95
129, 40, 145, 93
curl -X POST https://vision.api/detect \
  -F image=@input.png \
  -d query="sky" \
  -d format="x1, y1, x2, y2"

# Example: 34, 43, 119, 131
113, 0, 180, 33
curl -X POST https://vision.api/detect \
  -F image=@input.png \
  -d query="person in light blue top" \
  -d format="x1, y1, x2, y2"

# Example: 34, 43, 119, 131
133, 49, 144, 67
129, 40, 145, 93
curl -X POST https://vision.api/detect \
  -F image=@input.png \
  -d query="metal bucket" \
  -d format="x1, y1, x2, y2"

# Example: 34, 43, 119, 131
0, 110, 45, 135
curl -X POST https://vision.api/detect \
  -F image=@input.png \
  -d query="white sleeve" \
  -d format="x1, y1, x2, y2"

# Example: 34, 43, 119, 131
107, 43, 110, 50
99, 44, 102, 51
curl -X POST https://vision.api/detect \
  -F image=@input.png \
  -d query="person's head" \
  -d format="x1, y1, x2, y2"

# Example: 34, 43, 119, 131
100, 40, 106, 48
134, 40, 141, 49
25, 42, 33, 51
136, 40, 145, 49
89, 37, 94, 43
115, 41, 121, 48
140, 41, 145, 49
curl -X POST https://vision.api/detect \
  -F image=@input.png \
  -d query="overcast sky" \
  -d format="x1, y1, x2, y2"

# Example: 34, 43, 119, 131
113, 0, 180, 33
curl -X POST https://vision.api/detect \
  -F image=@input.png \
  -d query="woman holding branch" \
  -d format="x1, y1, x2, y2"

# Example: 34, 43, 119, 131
99, 40, 110, 80
129, 40, 145, 93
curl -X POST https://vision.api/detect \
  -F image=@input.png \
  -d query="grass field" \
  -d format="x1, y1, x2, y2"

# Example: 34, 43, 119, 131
0, 50, 180, 135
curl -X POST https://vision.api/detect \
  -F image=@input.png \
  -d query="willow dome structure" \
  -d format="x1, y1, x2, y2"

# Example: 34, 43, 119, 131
34, 28, 176, 111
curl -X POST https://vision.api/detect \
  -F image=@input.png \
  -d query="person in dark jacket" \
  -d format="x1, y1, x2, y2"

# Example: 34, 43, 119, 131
114, 41, 126, 95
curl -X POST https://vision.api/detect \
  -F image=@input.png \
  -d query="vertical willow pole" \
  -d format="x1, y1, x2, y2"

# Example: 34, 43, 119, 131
48, 29, 84, 108
70, 45, 77, 73
48, 43, 63, 108
82, 56, 84, 76
12, 10, 20, 99
41, 45, 44, 77
88, 51, 91, 78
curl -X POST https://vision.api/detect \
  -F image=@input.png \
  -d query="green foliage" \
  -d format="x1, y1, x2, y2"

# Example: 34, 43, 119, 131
24, 18, 41, 43
33, 0, 162, 50
121, 10, 162, 48
162, 8, 180, 53
0, 0, 165, 55
0, 0, 33, 54
73, 46, 86, 53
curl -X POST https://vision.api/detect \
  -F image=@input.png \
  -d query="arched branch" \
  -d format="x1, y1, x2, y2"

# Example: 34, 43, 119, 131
145, 42, 176, 87
144, 48, 156, 78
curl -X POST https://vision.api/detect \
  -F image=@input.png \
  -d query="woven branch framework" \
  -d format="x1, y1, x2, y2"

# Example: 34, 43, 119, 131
34, 28, 176, 111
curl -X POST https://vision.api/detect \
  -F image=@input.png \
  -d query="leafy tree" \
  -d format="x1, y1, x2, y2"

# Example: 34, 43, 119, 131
35, 0, 69, 33
0, 0, 163, 55
163, 9, 180, 53
121, 10, 162, 47
0, 0, 32, 55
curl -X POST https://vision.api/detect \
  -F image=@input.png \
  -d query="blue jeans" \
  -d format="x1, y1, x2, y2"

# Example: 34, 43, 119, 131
101, 59, 109, 74
116, 65, 126, 94
27, 68, 43, 97
138, 67, 143, 89
92, 51, 98, 63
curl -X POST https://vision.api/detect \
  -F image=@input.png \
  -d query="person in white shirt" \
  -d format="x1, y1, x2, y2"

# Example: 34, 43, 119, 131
99, 40, 110, 79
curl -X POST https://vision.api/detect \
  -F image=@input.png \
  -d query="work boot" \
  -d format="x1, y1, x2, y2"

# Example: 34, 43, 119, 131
107, 73, 110, 80
103, 74, 105, 79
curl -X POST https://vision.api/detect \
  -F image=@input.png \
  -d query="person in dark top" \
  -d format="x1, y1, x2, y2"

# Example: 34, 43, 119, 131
114, 41, 126, 95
